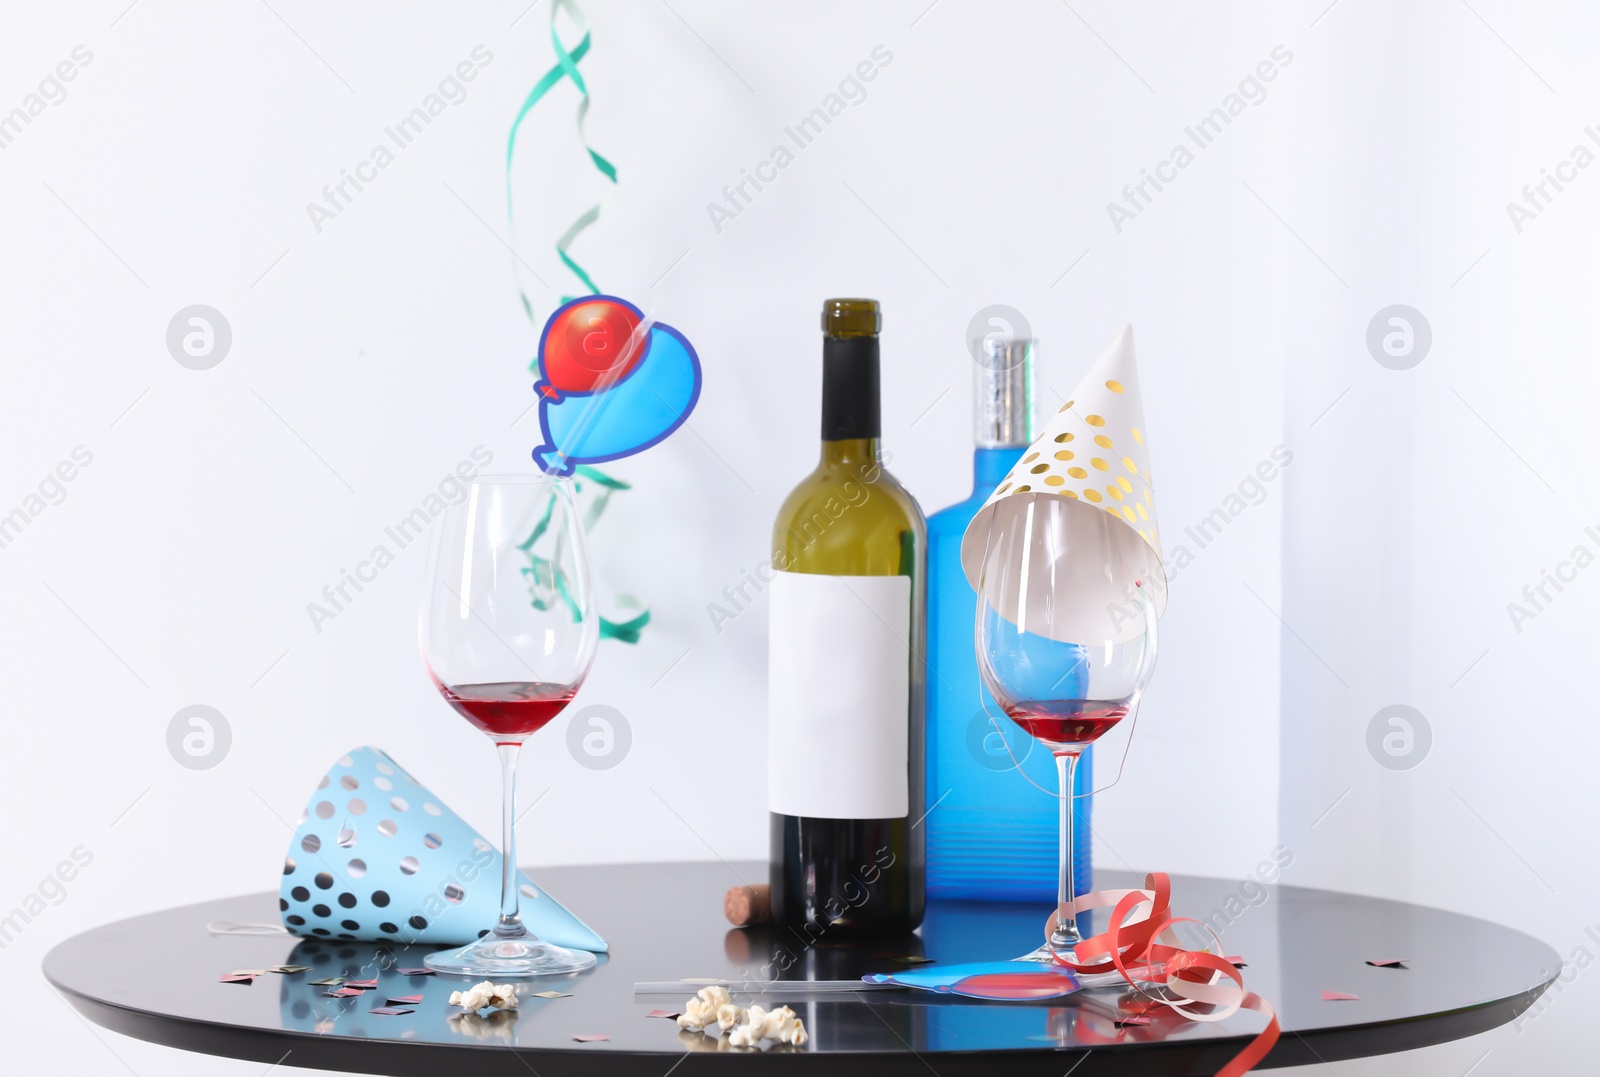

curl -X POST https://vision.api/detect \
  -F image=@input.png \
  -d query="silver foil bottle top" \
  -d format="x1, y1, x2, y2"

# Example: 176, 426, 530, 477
973, 337, 1035, 448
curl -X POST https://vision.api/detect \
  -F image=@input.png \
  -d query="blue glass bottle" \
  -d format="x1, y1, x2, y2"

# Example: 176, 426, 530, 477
925, 336, 1091, 901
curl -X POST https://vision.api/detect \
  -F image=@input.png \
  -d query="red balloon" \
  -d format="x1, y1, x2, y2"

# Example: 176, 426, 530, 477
541, 298, 644, 394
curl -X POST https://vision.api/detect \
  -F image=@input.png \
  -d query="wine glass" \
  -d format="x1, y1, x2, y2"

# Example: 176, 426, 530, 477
972, 495, 1159, 963
420, 475, 600, 977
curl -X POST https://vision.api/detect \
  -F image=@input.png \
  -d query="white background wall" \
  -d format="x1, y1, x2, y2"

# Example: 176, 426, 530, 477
0, 1, 1590, 1072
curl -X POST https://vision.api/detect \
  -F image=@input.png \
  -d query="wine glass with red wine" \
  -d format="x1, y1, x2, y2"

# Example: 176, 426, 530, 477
972, 496, 1158, 963
420, 475, 599, 977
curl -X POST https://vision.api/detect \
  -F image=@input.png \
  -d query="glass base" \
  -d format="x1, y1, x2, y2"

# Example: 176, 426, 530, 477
1015, 942, 1160, 991
425, 931, 597, 978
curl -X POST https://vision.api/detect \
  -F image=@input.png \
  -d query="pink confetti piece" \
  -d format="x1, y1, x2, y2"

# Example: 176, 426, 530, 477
1224, 955, 1246, 967
324, 988, 364, 998
1114, 1015, 1152, 1026
345, 979, 378, 989
386, 995, 424, 1005
646, 1009, 680, 1020
1321, 990, 1360, 1001
573, 1034, 611, 1042
369, 1006, 415, 1016
1366, 958, 1408, 968
395, 968, 434, 976
218, 974, 256, 985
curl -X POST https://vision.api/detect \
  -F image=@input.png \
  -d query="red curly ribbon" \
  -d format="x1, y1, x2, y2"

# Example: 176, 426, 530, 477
1046, 873, 1280, 1076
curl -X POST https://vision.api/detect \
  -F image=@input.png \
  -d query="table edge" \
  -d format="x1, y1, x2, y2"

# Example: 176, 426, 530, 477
44, 960, 1557, 1076
41, 866, 1563, 1075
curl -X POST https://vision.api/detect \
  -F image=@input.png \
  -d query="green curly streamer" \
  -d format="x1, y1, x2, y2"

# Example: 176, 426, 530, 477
506, 0, 616, 317
517, 467, 651, 644
505, 1, 647, 646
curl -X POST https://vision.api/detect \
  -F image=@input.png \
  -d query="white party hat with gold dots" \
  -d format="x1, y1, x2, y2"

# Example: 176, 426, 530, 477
961, 325, 1167, 639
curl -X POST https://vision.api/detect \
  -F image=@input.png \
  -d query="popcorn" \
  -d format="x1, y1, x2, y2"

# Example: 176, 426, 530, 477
676, 988, 806, 1048
676, 986, 738, 1031
729, 1004, 808, 1047
676, 996, 716, 1031
767, 1005, 809, 1047
449, 980, 519, 1012
716, 1001, 745, 1032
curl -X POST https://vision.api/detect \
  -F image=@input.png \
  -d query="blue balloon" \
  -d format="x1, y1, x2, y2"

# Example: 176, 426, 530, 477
532, 322, 702, 475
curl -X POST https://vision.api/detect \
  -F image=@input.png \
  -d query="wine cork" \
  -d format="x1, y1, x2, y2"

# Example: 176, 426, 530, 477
724, 883, 772, 927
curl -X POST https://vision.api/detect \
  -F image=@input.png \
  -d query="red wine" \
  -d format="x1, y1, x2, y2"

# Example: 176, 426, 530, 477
1005, 700, 1127, 751
436, 680, 575, 740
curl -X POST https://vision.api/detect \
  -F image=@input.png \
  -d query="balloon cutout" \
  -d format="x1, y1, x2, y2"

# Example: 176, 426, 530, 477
532, 295, 702, 475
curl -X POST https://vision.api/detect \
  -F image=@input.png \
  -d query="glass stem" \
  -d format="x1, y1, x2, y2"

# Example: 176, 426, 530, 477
1053, 750, 1082, 953
495, 742, 525, 938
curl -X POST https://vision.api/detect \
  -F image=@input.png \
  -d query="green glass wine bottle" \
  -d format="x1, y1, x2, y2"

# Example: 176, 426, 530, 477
767, 298, 926, 937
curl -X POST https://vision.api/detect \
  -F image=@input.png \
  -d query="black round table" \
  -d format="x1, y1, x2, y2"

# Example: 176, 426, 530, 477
45, 862, 1555, 1075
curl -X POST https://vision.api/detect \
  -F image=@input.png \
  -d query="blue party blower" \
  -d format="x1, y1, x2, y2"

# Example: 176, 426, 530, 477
279, 747, 606, 953
865, 961, 1081, 1001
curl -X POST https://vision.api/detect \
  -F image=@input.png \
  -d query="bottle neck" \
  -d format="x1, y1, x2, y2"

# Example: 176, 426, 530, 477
974, 338, 1034, 449
821, 335, 881, 441
822, 438, 880, 468
973, 445, 1025, 491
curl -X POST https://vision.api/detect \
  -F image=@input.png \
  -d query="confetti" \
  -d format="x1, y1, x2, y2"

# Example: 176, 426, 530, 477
324, 988, 364, 998
1321, 991, 1360, 1001
1366, 958, 1408, 968
218, 974, 256, 985
1224, 956, 1246, 967
346, 979, 379, 989
532, 991, 572, 999
369, 1006, 415, 1016
386, 995, 424, 1006
309, 978, 345, 987
646, 1009, 680, 1020
573, 1034, 610, 1042
1115, 1015, 1152, 1026
231, 969, 268, 977
269, 965, 314, 974
395, 968, 434, 976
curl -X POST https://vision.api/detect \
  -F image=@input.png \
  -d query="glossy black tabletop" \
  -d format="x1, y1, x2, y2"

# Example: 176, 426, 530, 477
45, 862, 1555, 1076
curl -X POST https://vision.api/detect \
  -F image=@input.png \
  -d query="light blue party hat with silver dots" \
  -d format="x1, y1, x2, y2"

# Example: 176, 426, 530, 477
279, 746, 605, 952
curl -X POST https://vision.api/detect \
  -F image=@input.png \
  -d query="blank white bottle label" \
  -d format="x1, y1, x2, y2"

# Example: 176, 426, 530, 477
768, 570, 911, 819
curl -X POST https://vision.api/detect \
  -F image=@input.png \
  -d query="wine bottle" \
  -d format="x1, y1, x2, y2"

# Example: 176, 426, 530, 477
768, 298, 926, 936
924, 332, 1093, 901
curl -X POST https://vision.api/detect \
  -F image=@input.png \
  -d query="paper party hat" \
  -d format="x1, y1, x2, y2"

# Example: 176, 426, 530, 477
961, 325, 1167, 642
280, 746, 606, 952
